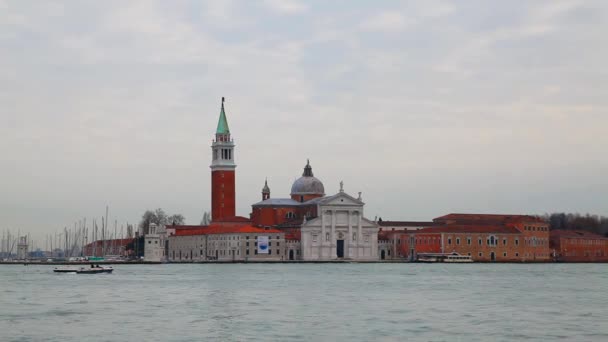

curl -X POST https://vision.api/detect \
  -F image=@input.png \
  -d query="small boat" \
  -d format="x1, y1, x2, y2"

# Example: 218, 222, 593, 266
54, 265, 113, 274
416, 252, 473, 263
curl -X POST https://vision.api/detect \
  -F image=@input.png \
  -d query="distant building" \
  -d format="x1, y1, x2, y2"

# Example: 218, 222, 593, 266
17, 236, 28, 260
168, 224, 285, 261
381, 213, 552, 262
301, 190, 379, 261
550, 230, 608, 262
144, 223, 166, 262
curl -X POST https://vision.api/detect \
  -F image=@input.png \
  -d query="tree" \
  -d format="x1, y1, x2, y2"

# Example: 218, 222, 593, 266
139, 208, 184, 234
200, 211, 211, 225
168, 214, 185, 225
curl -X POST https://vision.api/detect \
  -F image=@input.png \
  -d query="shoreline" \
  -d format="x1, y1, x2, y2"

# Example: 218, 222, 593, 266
2, 260, 603, 265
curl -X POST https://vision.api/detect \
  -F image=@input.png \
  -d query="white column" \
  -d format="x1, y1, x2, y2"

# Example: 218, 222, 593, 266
331, 210, 336, 257
321, 210, 325, 246
347, 210, 353, 258
357, 211, 362, 243
357, 211, 362, 258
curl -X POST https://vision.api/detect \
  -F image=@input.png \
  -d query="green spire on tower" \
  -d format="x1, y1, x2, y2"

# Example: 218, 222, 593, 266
216, 97, 230, 134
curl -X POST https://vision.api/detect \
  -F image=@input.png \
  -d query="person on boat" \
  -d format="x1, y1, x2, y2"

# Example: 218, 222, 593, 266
91, 264, 94, 268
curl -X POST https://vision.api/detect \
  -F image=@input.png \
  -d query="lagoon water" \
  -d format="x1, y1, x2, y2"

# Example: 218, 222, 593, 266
1, 263, 607, 341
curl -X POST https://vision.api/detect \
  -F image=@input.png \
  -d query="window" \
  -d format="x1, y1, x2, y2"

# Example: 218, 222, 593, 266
255, 249, 258, 255
456, 238, 460, 245
326, 233, 330, 242
467, 253, 471, 256
148, 241, 151, 244
269, 241, 272, 246
269, 249, 272, 255
247, 242, 249, 247
515, 239, 519, 246
503, 252, 507, 257
353, 233, 357, 241
503, 239, 507, 245
467, 237, 471, 245
479, 252, 483, 257
478, 239, 482, 245
515, 253, 519, 257
448, 238, 452, 245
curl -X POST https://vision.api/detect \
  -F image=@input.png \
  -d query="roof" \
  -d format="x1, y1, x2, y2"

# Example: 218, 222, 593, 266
434, 213, 544, 223
410, 225, 522, 235
174, 224, 283, 237
216, 97, 230, 134
252, 198, 302, 206
551, 230, 608, 239
378, 221, 439, 227
212, 216, 251, 223
285, 230, 301, 240
165, 225, 208, 230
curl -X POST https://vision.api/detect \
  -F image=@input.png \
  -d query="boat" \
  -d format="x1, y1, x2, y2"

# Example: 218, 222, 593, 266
53, 265, 113, 274
444, 254, 473, 263
416, 252, 473, 263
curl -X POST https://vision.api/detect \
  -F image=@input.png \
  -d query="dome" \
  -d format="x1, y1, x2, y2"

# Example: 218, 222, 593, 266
290, 160, 325, 196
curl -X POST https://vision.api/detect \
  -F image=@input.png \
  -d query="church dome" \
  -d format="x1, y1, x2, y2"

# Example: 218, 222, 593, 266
290, 160, 325, 196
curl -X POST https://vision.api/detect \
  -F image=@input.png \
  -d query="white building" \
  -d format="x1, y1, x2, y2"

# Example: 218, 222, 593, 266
301, 187, 379, 261
144, 223, 166, 262
168, 225, 286, 262
17, 236, 28, 260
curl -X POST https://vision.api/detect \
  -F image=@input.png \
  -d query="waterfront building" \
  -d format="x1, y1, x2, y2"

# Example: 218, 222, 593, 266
144, 223, 166, 262
168, 224, 285, 261
433, 213, 551, 261
300, 186, 379, 261
17, 236, 28, 260
550, 230, 608, 262
377, 220, 439, 231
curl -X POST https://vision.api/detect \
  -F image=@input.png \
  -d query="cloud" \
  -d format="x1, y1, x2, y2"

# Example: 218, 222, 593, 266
360, 11, 410, 32
262, 0, 307, 15
1, 0, 607, 242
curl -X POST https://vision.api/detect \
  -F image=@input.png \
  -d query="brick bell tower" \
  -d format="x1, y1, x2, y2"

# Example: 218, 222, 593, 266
210, 97, 236, 221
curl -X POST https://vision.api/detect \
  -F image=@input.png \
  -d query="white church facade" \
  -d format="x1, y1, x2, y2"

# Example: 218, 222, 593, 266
301, 187, 379, 261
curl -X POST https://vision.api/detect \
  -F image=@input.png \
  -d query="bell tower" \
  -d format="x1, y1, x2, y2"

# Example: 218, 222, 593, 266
210, 97, 236, 221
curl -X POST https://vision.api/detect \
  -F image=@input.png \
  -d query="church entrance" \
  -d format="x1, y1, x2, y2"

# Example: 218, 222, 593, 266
289, 250, 294, 260
336, 240, 344, 258
381, 250, 386, 260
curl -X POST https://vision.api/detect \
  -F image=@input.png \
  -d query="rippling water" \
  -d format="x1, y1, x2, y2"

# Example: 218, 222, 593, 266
1, 264, 607, 341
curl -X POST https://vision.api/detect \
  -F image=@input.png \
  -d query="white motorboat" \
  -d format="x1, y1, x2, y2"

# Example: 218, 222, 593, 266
54, 265, 113, 274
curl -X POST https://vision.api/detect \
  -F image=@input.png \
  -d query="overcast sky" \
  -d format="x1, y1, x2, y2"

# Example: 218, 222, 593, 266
1, 0, 607, 243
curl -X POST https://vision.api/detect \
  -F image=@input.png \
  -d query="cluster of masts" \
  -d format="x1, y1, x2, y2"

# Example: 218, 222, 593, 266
1, 206, 136, 260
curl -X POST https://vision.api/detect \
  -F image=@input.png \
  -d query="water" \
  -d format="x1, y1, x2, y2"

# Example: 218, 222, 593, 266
1, 264, 607, 342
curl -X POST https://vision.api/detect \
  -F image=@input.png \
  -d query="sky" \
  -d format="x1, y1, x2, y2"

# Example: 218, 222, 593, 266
1, 0, 607, 244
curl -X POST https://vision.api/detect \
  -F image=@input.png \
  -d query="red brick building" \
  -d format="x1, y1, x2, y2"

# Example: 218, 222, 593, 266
385, 213, 552, 262
250, 160, 324, 229
550, 230, 608, 262
433, 213, 551, 261
210, 97, 236, 221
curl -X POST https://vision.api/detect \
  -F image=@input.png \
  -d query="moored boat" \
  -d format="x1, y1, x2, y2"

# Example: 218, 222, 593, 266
416, 253, 473, 263
54, 265, 113, 274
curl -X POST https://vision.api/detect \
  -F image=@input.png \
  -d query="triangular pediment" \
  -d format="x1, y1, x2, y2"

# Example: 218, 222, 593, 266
318, 192, 364, 207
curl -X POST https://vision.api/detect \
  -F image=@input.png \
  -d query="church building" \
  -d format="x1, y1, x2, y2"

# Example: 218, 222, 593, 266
251, 162, 379, 261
